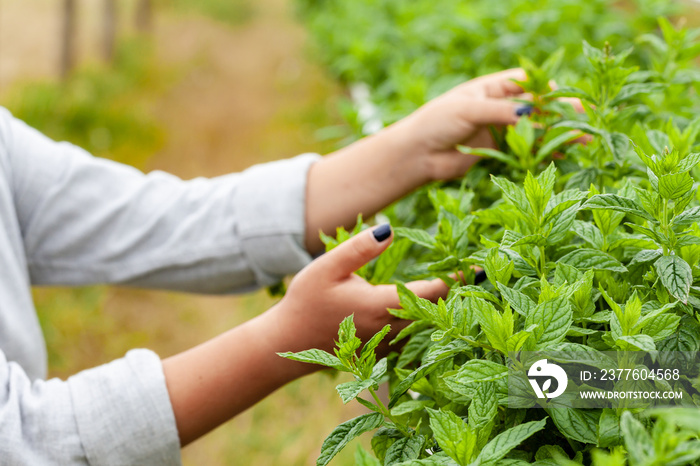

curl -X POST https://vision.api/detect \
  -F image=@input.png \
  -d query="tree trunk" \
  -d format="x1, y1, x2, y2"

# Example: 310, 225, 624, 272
102, 0, 117, 63
135, 0, 153, 33
60, 0, 76, 78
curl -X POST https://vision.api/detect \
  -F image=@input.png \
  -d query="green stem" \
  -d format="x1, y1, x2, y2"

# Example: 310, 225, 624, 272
457, 335, 498, 353
539, 245, 547, 278
662, 201, 670, 255
368, 387, 410, 436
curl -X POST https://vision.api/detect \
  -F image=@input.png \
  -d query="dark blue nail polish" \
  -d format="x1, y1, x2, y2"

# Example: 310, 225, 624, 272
475, 270, 487, 284
515, 105, 533, 117
373, 223, 392, 242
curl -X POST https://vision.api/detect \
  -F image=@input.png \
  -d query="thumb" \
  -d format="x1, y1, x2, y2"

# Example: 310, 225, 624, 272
313, 224, 393, 281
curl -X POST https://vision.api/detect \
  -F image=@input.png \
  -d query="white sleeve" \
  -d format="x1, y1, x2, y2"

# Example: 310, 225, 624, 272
1, 108, 319, 293
0, 348, 181, 465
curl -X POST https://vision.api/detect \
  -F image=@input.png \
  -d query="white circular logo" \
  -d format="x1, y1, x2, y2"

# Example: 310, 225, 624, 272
527, 359, 568, 399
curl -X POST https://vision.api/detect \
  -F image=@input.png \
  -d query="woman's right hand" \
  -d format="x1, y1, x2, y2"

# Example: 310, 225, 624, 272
264, 224, 448, 363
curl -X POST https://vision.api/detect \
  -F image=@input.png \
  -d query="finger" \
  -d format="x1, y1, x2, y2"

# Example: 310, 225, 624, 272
461, 68, 526, 98
313, 224, 393, 281
457, 98, 521, 126
372, 278, 450, 311
406, 278, 450, 302
560, 97, 585, 113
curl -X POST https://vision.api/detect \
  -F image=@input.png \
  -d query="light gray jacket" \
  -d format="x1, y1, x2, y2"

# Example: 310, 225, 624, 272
0, 107, 318, 465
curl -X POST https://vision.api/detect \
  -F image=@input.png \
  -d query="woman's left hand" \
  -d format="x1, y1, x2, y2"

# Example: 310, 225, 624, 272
387, 68, 528, 181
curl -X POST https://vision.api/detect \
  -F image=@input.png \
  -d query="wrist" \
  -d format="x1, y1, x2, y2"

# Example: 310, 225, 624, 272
372, 119, 434, 188
253, 302, 322, 379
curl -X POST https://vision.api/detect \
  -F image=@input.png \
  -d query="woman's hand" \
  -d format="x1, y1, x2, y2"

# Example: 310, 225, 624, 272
388, 68, 528, 181
266, 224, 448, 360
163, 224, 447, 445
305, 69, 527, 253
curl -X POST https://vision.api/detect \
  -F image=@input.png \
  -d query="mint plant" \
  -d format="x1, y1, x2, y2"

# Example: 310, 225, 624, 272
282, 5, 700, 465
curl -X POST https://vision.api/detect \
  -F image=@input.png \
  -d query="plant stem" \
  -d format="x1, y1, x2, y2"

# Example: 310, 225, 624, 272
662, 201, 670, 255
368, 386, 410, 436
539, 245, 547, 278
457, 335, 498, 353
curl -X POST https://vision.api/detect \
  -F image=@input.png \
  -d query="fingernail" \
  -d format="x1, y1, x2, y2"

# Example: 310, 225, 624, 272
515, 105, 533, 117
373, 223, 392, 242
475, 270, 487, 284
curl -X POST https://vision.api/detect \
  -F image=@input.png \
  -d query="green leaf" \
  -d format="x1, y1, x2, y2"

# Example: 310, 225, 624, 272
572, 220, 604, 249
337, 315, 362, 362
278, 349, 347, 371
659, 172, 695, 200
391, 400, 434, 417
426, 408, 476, 465
642, 313, 681, 341
499, 285, 536, 317
610, 82, 665, 106
673, 206, 700, 227
468, 382, 498, 428
474, 297, 512, 353
372, 427, 402, 462
581, 194, 656, 222
336, 379, 376, 404
616, 335, 656, 352
620, 412, 654, 466
536, 131, 581, 165
450, 359, 508, 384
395, 227, 437, 250
506, 117, 535, 159
317, 413, 384, 466
677, 152, 700, 172
390, 360, 445, 407
457, 285, 500, 304
558, 248, 627, 273
355, 445, 381, 466
525, 297, 573, 347
361, 324, 392, 364
394, 455, 455, 466
549, 408, 598, 444
546, 86, 595, 102
475, 418, 548, 464
458, 146, 520, 169
655, 255, 693, 303
384, 435, 424, 464
491, 175, 530, 214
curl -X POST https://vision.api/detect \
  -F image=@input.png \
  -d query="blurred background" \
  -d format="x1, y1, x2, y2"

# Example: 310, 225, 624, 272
1, 0, 363, 464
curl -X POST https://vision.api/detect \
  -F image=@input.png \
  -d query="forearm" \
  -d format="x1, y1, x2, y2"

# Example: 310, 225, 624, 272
162, 306, 313, 446
305, 123, 430, 253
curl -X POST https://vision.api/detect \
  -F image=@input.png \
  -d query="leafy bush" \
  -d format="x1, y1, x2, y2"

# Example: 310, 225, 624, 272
282, 2, 700, 465
296, 0, 678, 129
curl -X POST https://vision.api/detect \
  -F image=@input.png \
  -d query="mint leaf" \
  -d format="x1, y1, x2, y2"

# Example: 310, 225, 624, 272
549, 408, 598, 444
395, 227, 437, 250
278, 349, 347, 371
581, 194, 656, 222
317, 413, 384, 466
526, 297, 573, 347
475, 418, 547, 464
336, 379, 376, 404
558, 248, 627, 273
426, 408, 476, 465
655, 255, 692, 303
620, 412, 654, 465
499, 285, 536, 317
384, 435, 424, 464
